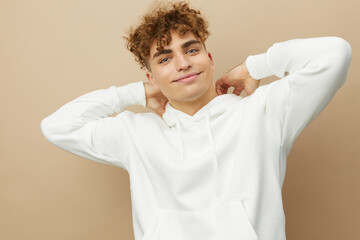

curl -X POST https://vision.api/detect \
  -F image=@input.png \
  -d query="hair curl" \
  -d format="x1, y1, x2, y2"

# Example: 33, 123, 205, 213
123, 1, 210, 70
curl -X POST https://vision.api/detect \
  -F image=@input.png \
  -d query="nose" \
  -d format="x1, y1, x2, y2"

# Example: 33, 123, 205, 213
175, 53, 191, 71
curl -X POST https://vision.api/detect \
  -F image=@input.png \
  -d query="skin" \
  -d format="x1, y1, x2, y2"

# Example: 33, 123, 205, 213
143, 30, 260, 117
216, 60, 261, 96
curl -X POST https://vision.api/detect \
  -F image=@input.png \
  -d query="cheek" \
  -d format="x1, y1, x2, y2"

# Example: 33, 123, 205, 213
152, 68, 174, 92
199, 61, 213, 75
156, 71, 172, 86
197, 55, 213, 70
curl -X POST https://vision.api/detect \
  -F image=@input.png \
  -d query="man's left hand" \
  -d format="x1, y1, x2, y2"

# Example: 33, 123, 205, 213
216, 61, 260, 96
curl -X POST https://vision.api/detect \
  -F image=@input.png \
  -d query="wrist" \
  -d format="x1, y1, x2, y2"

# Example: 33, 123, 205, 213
242, 61, 250, 76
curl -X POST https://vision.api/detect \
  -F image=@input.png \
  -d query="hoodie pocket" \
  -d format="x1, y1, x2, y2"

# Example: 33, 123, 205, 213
142, 199, 258, 240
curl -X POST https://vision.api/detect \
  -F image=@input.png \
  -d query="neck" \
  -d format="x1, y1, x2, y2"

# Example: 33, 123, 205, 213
168, 84, 218, 116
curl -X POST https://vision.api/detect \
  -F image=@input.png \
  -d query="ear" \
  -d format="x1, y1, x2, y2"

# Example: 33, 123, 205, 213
146, 70, 157, 87
208, 52, 215, 71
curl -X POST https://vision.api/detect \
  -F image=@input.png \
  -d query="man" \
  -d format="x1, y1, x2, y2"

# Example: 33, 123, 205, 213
40, 1, 352, 239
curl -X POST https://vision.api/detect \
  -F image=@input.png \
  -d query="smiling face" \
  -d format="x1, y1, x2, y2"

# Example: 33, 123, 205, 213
146, 30, 216, 107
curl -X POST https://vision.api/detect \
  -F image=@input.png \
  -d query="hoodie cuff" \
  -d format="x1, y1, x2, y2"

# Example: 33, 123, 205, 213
245, 53, 274, 80
115, 81, 147, 110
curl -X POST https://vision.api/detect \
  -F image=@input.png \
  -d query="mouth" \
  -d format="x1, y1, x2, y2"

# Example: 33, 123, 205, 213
173, 72, 201, 83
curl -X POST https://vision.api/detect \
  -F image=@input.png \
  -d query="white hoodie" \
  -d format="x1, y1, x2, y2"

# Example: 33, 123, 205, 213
40, 36, 352, 240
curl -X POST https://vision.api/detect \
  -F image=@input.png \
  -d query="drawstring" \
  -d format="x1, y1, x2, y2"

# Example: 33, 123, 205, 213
173, 112, 220, 200
162, 95, 240, 205
175, 116, 184, 162
206, 111, 220, 199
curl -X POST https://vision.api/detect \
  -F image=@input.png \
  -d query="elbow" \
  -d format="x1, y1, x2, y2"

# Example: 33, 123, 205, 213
322, 37, 352, 88
335, 37, 352, 86
40, 117, 52, 142
40, 117, 59, 144
331, 37, 352, 66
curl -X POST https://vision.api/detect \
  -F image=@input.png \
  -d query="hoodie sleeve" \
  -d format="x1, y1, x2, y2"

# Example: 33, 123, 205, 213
245, 36, 352, 148
40, 81, 146, 170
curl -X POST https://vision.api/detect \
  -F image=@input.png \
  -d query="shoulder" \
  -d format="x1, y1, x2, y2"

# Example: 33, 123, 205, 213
240, 83, 270, 105
247, 78, 289, 104
116, 110, 158, 120
235, 79, 289, 117
115, 110, 166, 127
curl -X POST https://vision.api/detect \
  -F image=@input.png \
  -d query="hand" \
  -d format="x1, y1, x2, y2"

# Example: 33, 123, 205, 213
143, 82, 169, 117
216, 61, 260, 96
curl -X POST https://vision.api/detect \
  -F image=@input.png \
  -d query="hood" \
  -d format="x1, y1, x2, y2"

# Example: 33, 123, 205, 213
161, 93, 241, 196
162, 93, 240, 127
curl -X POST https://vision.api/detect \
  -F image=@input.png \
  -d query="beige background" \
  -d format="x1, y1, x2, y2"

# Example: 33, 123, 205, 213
1, 0, 359, 239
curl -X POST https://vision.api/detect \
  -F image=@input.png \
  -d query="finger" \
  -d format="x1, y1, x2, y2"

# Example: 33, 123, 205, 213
233, 85, 244, 95
215, 78, 223, 90
221, 85, 229, 95
217, 86, 225, 95
246, 89, 255, 96
215, 81, 221, 95
216, 78, 227, 95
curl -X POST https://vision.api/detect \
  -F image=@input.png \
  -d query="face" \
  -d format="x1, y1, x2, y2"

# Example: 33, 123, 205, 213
146, 30, 215, 104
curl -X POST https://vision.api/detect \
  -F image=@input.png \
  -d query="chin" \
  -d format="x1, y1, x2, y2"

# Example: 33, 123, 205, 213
184, 87, 209, 102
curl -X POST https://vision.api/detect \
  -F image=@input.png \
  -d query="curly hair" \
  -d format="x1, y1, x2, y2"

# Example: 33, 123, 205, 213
123, 1, 210, 70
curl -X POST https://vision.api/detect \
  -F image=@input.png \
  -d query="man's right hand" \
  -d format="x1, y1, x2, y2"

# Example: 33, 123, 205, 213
143, 82, 169, 117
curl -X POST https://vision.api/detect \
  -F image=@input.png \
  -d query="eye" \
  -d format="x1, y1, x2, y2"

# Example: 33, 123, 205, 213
159, 57, 170, 64
187, 48, 199, 54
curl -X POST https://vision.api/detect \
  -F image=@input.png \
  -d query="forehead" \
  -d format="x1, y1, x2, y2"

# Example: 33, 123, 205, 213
149, 31, 200, 54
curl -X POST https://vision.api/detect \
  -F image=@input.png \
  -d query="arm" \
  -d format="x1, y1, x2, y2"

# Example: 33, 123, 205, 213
216, 36, 352, 148
246, 36, 352, 147
40, 81, 146, 170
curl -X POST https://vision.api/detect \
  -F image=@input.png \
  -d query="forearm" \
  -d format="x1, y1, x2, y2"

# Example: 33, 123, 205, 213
245, 36, 352, 84
244, 36, 352, 147
40, 81, 146, 168
41, 81, 145, 139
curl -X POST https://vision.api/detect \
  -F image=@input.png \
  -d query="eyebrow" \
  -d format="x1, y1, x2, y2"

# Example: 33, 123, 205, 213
152, 40, 201, 60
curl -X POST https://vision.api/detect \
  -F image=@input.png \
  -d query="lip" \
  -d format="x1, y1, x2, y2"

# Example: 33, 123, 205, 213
173, 72, 201, 83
